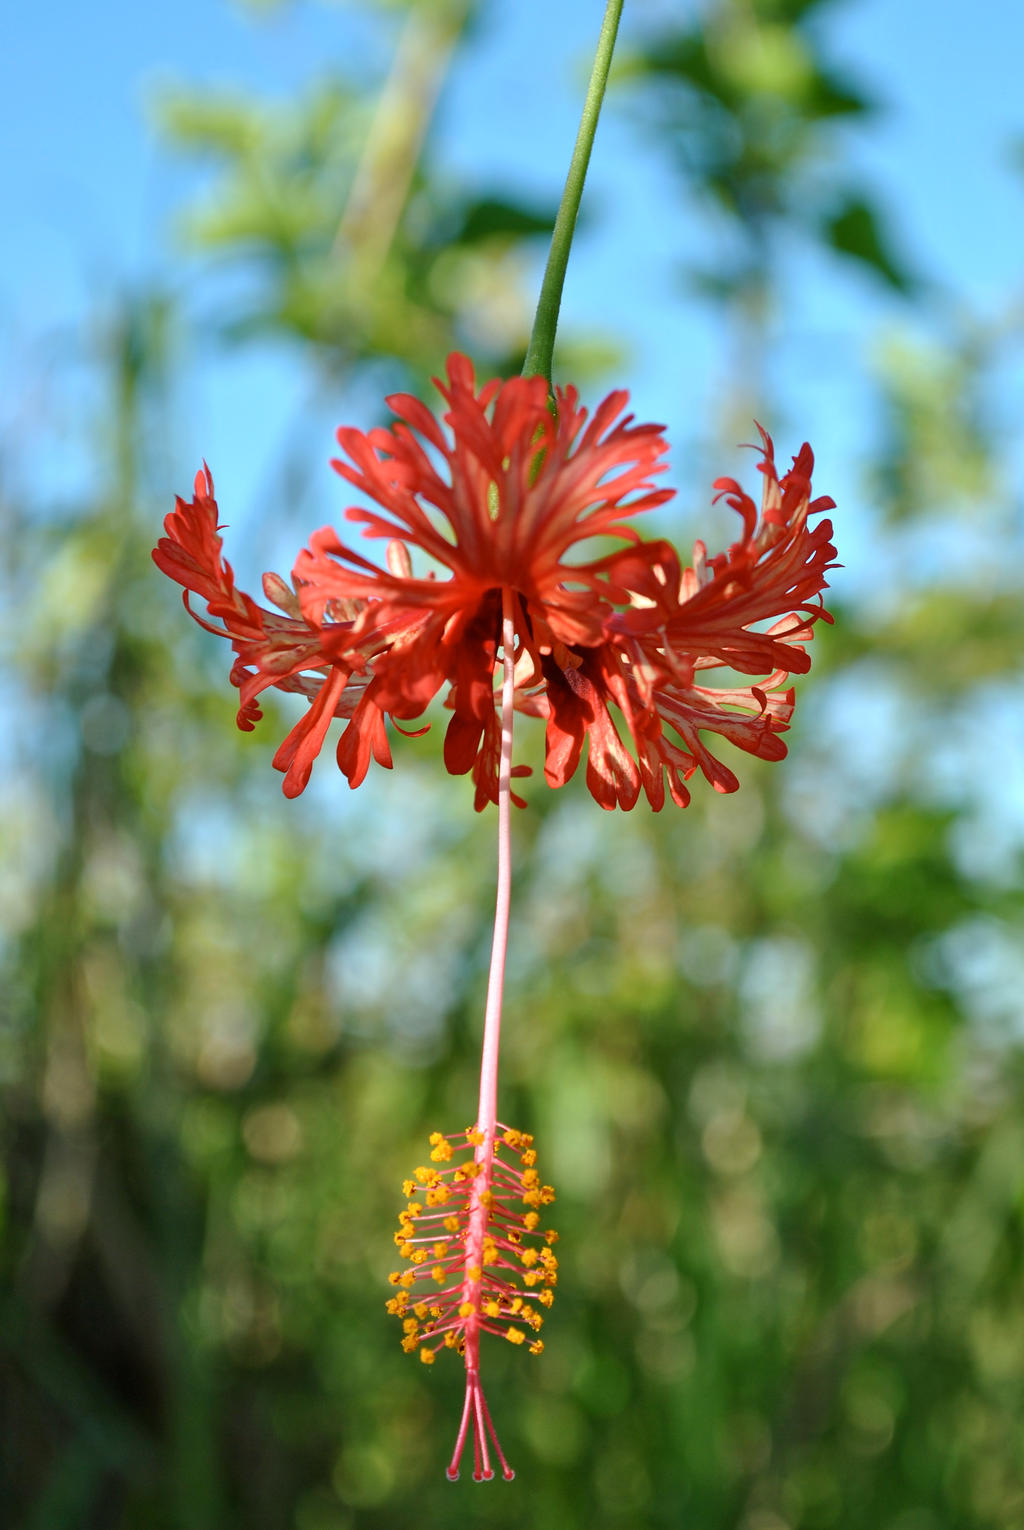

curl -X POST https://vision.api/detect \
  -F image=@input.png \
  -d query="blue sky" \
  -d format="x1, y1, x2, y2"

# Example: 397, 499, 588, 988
5, 0, 1023, 318
5, 0, 1022, 414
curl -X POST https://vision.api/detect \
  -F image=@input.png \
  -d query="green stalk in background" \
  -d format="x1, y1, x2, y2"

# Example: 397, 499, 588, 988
522, 0, 624, 384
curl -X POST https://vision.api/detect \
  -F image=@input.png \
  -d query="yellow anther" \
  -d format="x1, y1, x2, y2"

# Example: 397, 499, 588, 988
519, 1248, 539, 1268
414, 1166, 434, 1184
393, 1231, 408, 1247
502, 1129, 523, 1149
426, 1185, 450, 1206
431, 1267, 446, 1284
466, 1129, 484, 1147
444, 1331, 457, 1348
401, 1334, 419, 1353
478, 1190, 494, 1209
523, 1213, 539, 1231
403, 1318, 419, 1335
429, 1306, 442, 1318
539, 1288, 554, 1308
406, 1201, 422, 1217
429, 1134, 453, 1163
399, 1242, 414, 1258
539, 1249, 557, 1268
543, 1272, 558, 1287
523, 1270, 541, 1287
458, 1301, 476, 1319
520, 1133, 534, 1149
420, 1348, 435, 1365
505, 1327, 525, 1346
524, 1309, 543, 1331
520, 1149, 537, 1167
413, 1301, 429, 1319
522, 1190, 542, 1209
432, 1243, 449, 1260
467, 1266, 481, 1283
506, 1228, 521, 1246
410, 1249, 429, 1265
545, 1229, 559, 1244
529, 1340, 544, 1356
388, 1272, 403, 1286
521, 1169, 539, 1189
402, 1179, 417, 1197
399, 1271, 415, 1288
483, 1300, 501, 1318
443, 1215, 460, 1233
540, 1186, 556, 1205
481, 1240, 497, 1265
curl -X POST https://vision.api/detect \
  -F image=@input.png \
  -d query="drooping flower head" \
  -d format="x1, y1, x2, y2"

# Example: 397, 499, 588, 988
153, 355, 837, 1483
154, 355, 835, 811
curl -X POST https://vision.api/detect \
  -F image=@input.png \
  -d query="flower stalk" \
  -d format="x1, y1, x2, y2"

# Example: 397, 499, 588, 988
452, 589, 517, 1477
476, 588, 517, 1142
522, 0, 625, 384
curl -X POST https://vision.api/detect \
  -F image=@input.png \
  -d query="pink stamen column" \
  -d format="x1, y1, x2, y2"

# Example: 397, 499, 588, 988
447, 587, 518, 1483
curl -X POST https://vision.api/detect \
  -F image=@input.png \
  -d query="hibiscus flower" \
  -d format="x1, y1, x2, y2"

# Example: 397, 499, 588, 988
153, 355, 836, 1483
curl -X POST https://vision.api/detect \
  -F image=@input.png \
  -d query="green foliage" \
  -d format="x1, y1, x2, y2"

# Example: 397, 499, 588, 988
152, 0, 542, 376
622, 0, 914, 301
867, 329, 1003, 525
821, 194, 911, 292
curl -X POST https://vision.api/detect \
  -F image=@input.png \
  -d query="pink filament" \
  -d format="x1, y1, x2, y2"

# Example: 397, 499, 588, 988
446, 1369, 515, 1483
475, 586, 516, 1139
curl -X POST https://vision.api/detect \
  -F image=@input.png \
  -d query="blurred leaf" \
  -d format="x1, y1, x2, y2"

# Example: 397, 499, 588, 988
823, 193, 915, 292
622, 1, 900, 312
449, 194, 557, 246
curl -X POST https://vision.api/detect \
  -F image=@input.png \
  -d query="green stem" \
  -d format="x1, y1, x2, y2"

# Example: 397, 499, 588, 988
522, 0, 625, 384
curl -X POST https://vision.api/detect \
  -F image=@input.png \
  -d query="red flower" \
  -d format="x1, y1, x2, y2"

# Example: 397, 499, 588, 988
293, 356, 835, 807
154, 357, 836, 809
